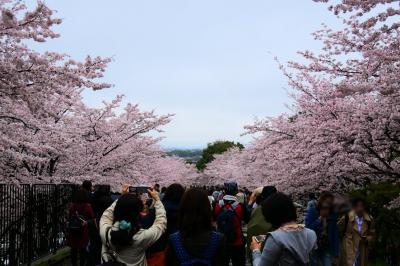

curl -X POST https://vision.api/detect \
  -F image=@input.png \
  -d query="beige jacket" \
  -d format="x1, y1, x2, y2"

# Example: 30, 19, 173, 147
100, 199, 167, 266
338, 211, 375, 266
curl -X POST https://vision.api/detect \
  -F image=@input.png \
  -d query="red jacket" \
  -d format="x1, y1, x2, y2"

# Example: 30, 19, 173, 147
67, 203, 94, 249
214, 198, 244, 246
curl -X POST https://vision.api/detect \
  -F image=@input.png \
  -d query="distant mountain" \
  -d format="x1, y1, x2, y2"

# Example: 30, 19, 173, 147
167, 149, 202, 163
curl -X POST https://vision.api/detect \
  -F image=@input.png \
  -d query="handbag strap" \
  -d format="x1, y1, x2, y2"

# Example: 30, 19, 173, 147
102, 226, 119, 263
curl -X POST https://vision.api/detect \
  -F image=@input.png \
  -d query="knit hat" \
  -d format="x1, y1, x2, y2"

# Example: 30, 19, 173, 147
224, 181, 238, 194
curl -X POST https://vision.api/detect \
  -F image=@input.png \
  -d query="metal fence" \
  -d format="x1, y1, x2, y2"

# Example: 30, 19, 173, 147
0, 183, 77, 266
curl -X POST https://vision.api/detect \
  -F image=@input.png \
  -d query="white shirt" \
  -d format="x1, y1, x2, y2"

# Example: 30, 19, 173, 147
100, 200, 167, 266
355, 214, 364, 233
353, 214, 364, 266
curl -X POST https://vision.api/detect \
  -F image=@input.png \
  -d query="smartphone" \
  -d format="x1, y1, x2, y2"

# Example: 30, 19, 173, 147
128, 186, 149, 194
255, 235, 267, 243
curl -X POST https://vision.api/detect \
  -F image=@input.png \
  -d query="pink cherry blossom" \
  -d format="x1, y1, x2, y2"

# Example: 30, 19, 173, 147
0, 0, 197, 188
206, 0, 400, 203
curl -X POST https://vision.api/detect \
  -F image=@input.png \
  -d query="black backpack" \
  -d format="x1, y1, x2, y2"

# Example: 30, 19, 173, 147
67, 211, 87, 234
216, 201, 239, 243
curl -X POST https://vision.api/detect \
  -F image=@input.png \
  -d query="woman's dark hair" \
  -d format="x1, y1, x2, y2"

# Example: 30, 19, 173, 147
73, 188, 90, 203
261, 192, 297, 228
111, 193, 144, 246
256, 186, 277, 205
95, 184, 111, 196
114, 193, 143, 224
164, 183, 185, 203
317, 191, 334, 210
351, 196, 367, 208
309, 193, 316, 200
178, 188, 213, 238
82, 180, 92, 192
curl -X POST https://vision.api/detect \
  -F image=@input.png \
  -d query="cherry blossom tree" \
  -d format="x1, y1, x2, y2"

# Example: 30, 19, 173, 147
55, 98, 172, 186
139, 154, 200, 187
0, 0, 110, 181
206, 0, 400, 196
204, 147, 254, 187
0, 0, 195, 187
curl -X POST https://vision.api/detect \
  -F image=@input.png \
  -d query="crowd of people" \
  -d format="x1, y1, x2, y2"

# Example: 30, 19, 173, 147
66, 181, 375, 266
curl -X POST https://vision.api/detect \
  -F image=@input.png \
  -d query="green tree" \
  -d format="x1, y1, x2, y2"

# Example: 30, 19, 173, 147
196, 140, 244, 170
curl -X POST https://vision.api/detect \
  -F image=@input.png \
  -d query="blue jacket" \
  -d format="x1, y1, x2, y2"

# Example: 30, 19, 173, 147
305, 204, 339, 257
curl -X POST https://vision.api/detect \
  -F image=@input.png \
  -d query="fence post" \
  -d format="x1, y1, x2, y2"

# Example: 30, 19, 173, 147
27, 185, 33, 266
9, 229, 16, 265
52, 185, 59, 253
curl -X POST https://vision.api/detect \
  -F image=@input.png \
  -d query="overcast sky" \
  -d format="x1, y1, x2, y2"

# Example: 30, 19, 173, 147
28, 0, 339, 148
